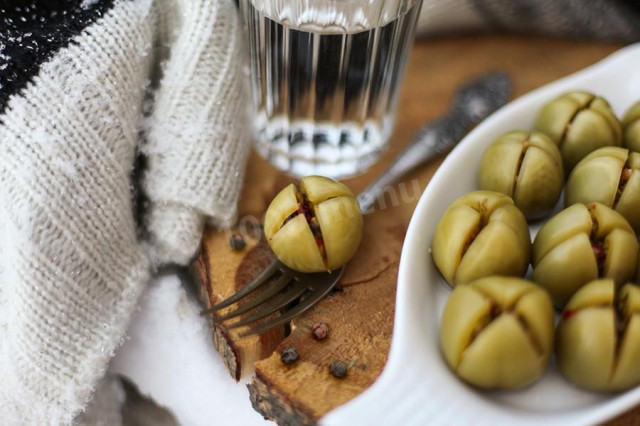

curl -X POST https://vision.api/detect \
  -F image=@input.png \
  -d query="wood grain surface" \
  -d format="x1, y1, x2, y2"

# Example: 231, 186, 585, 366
196, 34, 640, 424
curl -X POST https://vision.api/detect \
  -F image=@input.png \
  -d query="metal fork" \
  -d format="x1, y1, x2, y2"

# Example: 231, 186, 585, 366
201, 72, 511, 337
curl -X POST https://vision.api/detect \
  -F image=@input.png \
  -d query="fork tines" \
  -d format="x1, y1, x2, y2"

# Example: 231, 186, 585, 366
200, 259, 342, 337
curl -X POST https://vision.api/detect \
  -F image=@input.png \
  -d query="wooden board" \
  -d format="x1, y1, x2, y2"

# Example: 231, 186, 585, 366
194, 34, 639, 425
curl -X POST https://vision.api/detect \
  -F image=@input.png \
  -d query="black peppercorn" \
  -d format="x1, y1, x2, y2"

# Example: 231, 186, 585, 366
229, 234, 246, 250
280, 346, 299, 365
330, 360, 348, 378
311, 321, 329, 340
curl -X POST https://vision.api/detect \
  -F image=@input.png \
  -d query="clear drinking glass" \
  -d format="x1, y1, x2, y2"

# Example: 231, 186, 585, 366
240, 0, 423, 178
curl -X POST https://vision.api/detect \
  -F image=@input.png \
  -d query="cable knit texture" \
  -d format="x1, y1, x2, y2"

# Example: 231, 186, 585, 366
0, 0, 249, 424
143, 0, 250, 266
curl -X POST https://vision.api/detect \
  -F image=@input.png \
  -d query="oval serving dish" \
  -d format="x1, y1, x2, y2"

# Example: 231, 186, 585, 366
324, 43, 640, 426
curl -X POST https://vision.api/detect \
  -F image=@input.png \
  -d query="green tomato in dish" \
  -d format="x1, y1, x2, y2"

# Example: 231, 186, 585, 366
556, 279, 640, 392
532, 202, 638, 308
533, 91, 622, 172
622, 100, 640, 153
432, 191, 530, 286
440, 276, 554, 390
478, 130, 563, 220
565, 147, 640, 232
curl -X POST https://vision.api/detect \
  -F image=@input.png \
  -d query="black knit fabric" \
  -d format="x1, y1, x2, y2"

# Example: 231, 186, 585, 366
469, 0, 640, 42
0, 0, 115, 114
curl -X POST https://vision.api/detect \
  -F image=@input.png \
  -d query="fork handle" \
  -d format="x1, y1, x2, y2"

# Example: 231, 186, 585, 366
356, 115, 467, 214
355, 71, 510, 214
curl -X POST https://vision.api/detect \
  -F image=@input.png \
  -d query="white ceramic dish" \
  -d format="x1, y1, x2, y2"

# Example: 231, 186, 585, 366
323, 43, 640, 426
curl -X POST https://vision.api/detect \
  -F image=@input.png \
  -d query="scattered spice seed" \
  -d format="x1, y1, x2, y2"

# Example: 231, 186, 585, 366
281, 346, 299, 365
229, 234, 246, 250
330, 360, 348, 378
591, 240, 606, 274
311, 322, 329, 340
592, 241, 605, 260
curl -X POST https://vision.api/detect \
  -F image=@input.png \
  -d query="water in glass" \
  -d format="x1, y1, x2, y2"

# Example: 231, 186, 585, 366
241, 0, 423, 178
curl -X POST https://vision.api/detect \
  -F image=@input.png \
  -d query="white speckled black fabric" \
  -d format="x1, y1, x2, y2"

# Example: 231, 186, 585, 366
0, 1, 116, 113
417, 0, 640, 41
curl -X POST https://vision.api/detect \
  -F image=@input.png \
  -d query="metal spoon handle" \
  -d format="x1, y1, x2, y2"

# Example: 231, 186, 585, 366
357, 72, 511, 213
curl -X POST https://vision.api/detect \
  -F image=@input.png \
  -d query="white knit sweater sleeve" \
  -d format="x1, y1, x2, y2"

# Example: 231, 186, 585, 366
0, 1, 154, 424
143, 0, 250, 266
0, 0, 248, 423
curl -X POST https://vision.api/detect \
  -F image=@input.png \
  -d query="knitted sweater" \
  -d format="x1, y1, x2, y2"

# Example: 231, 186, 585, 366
1, 0, 639, 425
0, 0, 248, 424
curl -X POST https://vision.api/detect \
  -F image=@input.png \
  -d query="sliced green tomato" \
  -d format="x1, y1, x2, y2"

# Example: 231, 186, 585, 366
556, 307, 616, 391
614, 284, 640, 390
532, 233, 598, 307
615, 168, 640, 232
622, 101, 640, 127
611, 310, 640, 391
439, 284, 492, 368
470, 278, 555, 358
300, 175, 354, 204
478, 134, 522, 197
264, 176, 363, 273
581, 146, 629, 162
564, 148, 640, 232
455, 219, 529, 284
624, 120, 640, 152
533, 93, 589, 144
514, 142, 563, 218
602, 228, 638, 284
269, 214, 324, 272
564, 278, 614, 311
440, 277, 554, 390
533, 92, 621, 172
431, 204, 482, 285
590, 201, 634, 236
565, 154, 623, 207
532, 203, 592, 266
432, 191, 529, 286
629, 151, 640, 169
314, 196, 362, 271
591, 97, 623, 142
621, 283, 640, 311
558, 281, 640, 392
512, 288, 555, 356
449, 190, 513, 214
457, 314, 544, 390
532, 203, 638, 308
486, 203, 531, 251
263, 183, 300, 240
563, 109, 621, 171
470, 276, 534, 307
